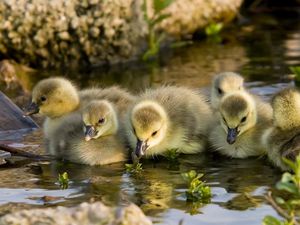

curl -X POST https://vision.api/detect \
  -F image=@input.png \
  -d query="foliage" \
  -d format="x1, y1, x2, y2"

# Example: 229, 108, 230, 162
142, 0, 174, 60
181, 170, 212, 202
205, 22, 223, 36
289, 66, 300, 86
164, 148, 180, 161
205, 22, 223, 43
263, 156, 300, 225
58, 172, 69, 190
125, 162, 143, 174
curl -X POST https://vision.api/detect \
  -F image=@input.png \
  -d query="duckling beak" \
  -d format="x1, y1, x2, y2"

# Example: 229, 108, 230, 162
227, 127, 239, 145
84, 125, 96, 141
24, 102, 39, 116
135, 139, 149, 158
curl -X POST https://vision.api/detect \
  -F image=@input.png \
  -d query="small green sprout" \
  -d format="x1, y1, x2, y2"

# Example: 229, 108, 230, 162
289, 66, 300, 86
164, 148, 180, 161
58, 172, 69, 190
125, 162, 143, 174
142, 0, 174, 60
181, 170, 212, 202
205, 22, 223, 36
263, 156, 300, 225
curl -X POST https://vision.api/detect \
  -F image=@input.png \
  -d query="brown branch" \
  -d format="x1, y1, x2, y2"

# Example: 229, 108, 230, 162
0, 143, 52, 161
265, 191, 300, 225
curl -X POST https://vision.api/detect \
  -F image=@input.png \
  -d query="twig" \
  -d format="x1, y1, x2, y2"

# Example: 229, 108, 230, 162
0, 143, 52, 161
265, 191, 300, 225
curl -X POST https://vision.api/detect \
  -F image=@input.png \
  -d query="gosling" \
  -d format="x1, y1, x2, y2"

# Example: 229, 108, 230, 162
211, 72, 244, 110
209, 91, 272, 158
125, 86, 213, 158
24, 77, 80, 140
262, 88, 300, 171
50, 100, 127, 165
24, 77, 135, 140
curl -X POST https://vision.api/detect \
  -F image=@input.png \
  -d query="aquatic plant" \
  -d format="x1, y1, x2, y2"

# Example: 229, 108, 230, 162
263, 156, 300, 225
164, 148, 180, 161
125, 162, 143, 174
181, 170, 212, 202
205, 22, 223, 43
58, 172, 69, 190
289, 66, 300, 86
142, 0, 174, 60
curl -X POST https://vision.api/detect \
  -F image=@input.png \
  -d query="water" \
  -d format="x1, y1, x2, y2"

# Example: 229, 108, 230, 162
0, 13, 300, 224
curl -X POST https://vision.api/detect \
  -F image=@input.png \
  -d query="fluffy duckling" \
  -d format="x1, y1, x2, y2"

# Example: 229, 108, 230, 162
125, 86, 213, 158
211, 72, 244, 110
51, 100, 127, 165
262, 88, 300, 170
82, 100, 118, 141
24, 77, 135, 140
209, 91, 272, 158
24, 77, 80, 140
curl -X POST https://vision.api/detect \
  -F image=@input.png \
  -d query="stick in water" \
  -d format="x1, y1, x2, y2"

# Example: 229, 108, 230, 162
0, 143, 52, 161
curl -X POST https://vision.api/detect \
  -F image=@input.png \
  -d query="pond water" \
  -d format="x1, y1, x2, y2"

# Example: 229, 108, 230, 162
0, 13, 300, 224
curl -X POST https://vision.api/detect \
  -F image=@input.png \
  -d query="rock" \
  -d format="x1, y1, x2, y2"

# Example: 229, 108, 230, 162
0, 150, 11, 165
160, 0, 243, 37
0, 0, 242, 68
0, 202, 152, 225
0, 90, 38, 141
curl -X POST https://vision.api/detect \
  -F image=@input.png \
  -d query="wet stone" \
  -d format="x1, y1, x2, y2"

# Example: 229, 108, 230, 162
0, 150, 11, 165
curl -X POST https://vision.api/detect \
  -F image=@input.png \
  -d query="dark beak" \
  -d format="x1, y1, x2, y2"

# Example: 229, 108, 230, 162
227, 127, 239, 145
84, 125, 96, 141
24, 102, 39, 116
135, 139, 149, 158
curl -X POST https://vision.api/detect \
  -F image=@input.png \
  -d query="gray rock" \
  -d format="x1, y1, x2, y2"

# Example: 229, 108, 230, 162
0, 202, 152, 225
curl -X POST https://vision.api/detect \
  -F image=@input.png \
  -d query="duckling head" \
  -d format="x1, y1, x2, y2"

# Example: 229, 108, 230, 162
82, 100, 118, 141
211, 72, 244, 109
219, 92, 256, 144
130, 101, 168, 158
24, 77, 79, 118
272, 88, 300, 130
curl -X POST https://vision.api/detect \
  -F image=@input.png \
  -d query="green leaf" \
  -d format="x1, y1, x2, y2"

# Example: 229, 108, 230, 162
282, 158, 297, 172
58, 172, 69, 190
281, 172, 293, 183
150, 13, 170, 28
205, 22, 223, 36
125, 162, 143, 174
262, 216, 284, 225
275, 197, 285, 205
289, 66, 300, 76
153, 0, 174, 14
289, 199, 300, 206
276, 181, 298, 194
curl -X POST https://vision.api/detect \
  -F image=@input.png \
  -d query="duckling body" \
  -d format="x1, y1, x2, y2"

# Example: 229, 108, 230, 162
50, 100, 127, 165
262, 88, 300, 170
211, 72, 245, 110
79, 86, 136, 118
125, 86, 213, 158
210, 91, 272, 158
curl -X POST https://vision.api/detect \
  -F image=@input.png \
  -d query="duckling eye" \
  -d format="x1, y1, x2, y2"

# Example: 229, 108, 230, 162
152, 131, 158, 137
98, 118, 105, 124
217, 88, 223, 95
40, 96, 46, 102
241, 116, 247, 123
